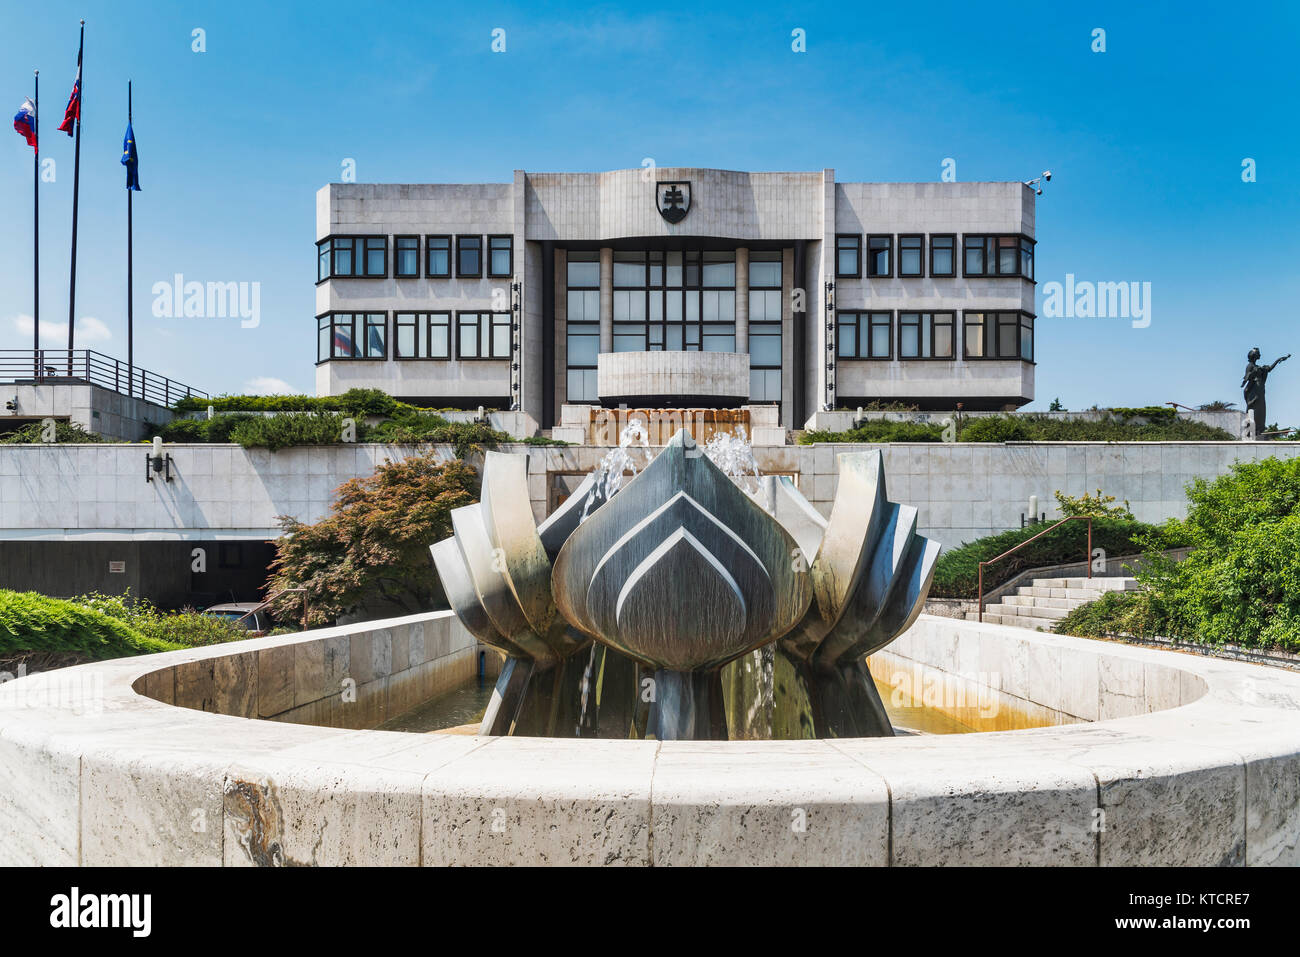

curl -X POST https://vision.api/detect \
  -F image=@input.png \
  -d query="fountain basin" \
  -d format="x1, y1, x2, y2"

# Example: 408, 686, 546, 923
1, 610, 1297, 866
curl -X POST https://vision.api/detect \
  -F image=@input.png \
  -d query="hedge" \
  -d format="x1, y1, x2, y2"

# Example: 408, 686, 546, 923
0, 590, 180, 660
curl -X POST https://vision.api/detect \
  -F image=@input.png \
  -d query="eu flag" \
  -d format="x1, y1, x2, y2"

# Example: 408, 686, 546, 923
122, 122, 140, 191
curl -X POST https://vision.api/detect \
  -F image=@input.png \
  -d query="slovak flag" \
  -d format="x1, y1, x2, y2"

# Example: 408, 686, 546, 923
13, 97, 36, 151
57, 51, 80, 135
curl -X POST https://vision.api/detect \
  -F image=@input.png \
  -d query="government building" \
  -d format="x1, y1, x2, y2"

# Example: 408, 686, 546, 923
314, 168, 1037, 429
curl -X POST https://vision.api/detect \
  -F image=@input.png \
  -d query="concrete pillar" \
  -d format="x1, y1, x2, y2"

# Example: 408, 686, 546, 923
554, 248, 568, 418
781, 247, 795, 429
599, 247, 613, 353
735, 247, 750, 354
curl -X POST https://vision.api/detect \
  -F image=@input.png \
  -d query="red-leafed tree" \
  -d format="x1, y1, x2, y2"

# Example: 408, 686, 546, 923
268, 453, 479, 626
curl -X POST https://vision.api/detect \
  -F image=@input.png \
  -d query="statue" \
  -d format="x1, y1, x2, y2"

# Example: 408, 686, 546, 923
1242, 348, 1291, 438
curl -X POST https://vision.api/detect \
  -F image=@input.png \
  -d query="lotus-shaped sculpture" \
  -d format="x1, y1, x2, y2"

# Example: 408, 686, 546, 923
754, 450, 942, 737
551, 430, 813, 739
430, 451, 637, 737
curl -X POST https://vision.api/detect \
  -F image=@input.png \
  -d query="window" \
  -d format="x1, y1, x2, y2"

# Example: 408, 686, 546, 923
964, 235, 1034, 279
835, 235, 861, 277
602, 248, 737, 355
899, 235, 923, 277
930, 234, 955, 277
315, 236, 387, 280
750, 251, 785, 404
867, 235, 893, 278
456, 235, 482, 278
836, 311, 892, 359
316, 312, 386, 361
394, 236, 420, 278
394, 312, 451, 359
963, 311, 1034, 360
566, 251, 601, 402
898, 312, 956, 359
426, 236, 451, 277
456, 311, 511, 359
488, 235, 513, 278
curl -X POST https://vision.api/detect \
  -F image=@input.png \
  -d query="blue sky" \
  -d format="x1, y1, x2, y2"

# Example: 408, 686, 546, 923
2, 0, 1299, 422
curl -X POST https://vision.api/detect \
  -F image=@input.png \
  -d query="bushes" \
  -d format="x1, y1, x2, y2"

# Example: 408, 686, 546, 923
930, 517, 1186, 599
0, 421, 105, 444
1054, 590, 1167, 640
362, 413, 510, 457
0, 590, 180, 660
172, 388, 410, 416
267, 453, 480, 626
1055, 456, 1300, 652
800, 420, 945, 444
800, 411, 1234, 444
74, 591, 248, 648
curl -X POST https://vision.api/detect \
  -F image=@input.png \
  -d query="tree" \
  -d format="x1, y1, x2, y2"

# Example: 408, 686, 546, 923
1054, 488, 1134, 520
1048, 397, 1065, 412
267, 453, 480, 626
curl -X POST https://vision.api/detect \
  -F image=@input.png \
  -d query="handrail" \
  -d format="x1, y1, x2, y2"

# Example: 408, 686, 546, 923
0, 348, 208, 406
978, 515, 1092, 623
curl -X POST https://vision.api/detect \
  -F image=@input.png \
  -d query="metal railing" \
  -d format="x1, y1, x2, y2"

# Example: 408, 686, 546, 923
0, 349, 208, 407
977, 516, 1093, 622
236, 587, 308, 632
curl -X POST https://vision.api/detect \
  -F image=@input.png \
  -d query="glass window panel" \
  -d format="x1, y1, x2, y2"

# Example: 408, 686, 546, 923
613, 290, 631, 321
934, 316, 954, 358
458, 237, 481, 276
900, 315, 920, 357
459, 317, 479, 357
614, 335, 642, 353
317, 242, 330, 281
964, 315, 985, 357
317, 316, 329, 362
837, 318, 857, 358
396, 238, 419, 277
685, 294, 699, 322
871, 324, 891, 357
491, 249, 511, 276
750, 330, 781, 366
965, 242, 984, 275
613, 252, 645, 287
665, 251, 683, 287
568, 328, 599, 366
685, 325, 700, 348
666, 326, 683, 350
702, 254, 735, 287
1021, 240, 1034, 280
749, 255, 781, 288
900, 237, 922, 276
334, 239, 353, 276
567, 254, 600, 287
332, 315, 354, 358
666, 292, 682, 322
703, 291, 718, 322
998, 237, 1017, 275
1020, 317, 1034, 360
365, 239, 386, 276
998, 320, 1017, 357
931, 236, 954, 276
649, 294, 662, 322
427, 238, 450, 276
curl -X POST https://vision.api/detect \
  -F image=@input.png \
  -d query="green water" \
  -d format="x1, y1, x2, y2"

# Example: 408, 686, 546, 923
379, 675, 978, 736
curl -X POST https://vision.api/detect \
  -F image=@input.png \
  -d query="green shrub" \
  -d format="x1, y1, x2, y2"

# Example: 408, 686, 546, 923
227, 412, 355, 451
1054, 589, 1168, 640
0, 420, 105, 444
799, 420, 945, 444
957, 413, 1232, 442
75, 591, 247, 648
930, 517, 1188, 599
958, 416, 1032, 442
173, 388, 422, 416
1054, 489, 1134, 520
0, 590, 180, 660
362, 413, 509, 457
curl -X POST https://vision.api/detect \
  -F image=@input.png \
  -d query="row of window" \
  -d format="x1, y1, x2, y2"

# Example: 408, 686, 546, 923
836, 310, 1034, 361
834, 234, 1034, 281
316, 311, 513, 362
316, 235, 514, 282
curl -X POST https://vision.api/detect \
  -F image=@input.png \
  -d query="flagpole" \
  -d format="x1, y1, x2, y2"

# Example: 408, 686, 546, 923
127, 80, 133, 398
33, 70, 39, 379
66, 19, 83, 357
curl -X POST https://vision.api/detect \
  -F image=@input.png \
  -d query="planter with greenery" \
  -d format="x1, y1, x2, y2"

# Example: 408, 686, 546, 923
1055, 456, 1300, 652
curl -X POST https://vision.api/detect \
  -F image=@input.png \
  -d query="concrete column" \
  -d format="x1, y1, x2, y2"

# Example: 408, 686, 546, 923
735, 247, 750, 354
781, 247, 795, 429
599, 247, 613, 353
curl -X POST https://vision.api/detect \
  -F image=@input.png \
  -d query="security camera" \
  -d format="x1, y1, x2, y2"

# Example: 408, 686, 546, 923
1043, 170, 1052, 181
4, 397, 15, 412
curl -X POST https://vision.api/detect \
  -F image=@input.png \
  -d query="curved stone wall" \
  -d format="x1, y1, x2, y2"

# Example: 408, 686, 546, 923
1, 612, 1297, 866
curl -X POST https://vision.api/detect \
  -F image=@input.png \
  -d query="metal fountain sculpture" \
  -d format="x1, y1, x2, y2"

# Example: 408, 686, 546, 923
432, 429, 940, 740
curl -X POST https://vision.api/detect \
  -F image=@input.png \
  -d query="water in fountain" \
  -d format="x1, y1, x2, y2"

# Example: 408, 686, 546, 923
579, 420, 650, 521
702, 426, 761, 493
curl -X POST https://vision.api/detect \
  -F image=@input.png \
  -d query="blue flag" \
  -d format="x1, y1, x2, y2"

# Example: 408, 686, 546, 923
121, 122, 140, 191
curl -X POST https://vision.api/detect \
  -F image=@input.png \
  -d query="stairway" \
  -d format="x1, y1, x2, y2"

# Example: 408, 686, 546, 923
974, 576, 1139, 630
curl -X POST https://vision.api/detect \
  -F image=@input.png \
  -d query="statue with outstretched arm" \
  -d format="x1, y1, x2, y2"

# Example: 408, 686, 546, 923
1243, 347, 1291, 438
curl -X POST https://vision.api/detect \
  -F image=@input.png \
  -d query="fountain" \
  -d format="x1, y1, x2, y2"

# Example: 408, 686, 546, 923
432, 428, 940, 740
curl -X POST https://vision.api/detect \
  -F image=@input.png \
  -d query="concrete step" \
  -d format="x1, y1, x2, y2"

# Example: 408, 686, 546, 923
986, 603, 1069, 620
1031, 576, 1137, 591
1003, 594, 1084, 609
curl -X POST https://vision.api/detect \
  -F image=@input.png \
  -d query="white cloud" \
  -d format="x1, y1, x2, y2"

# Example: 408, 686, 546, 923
244, 376, 299, 396
12, 314, 112, 343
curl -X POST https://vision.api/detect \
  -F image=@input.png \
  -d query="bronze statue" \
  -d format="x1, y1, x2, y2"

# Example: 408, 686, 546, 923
1243, 348, 1291, 437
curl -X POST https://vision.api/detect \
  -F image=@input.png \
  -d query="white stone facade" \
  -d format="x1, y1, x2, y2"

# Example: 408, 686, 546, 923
315, 169, 1037, 429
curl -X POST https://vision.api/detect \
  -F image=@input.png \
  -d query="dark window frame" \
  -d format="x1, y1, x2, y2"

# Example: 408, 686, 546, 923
961, 310, 1035, 361
316, 235, 389, 283
394, 311, 452, 360
962, 234, 1035, 280
487, 235, 514, 278
394, 235, 421, 278
866, 234, 894, 278
426, 235, 452, 278
898, 234, 924, 278
929, 233, 956, 277
897, 311, 957, 361
315, 311, 388, 363
836, 310, 894, 360
835, 234, 861, 278
455, 310, 512, 360
456, 235, 483, 278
